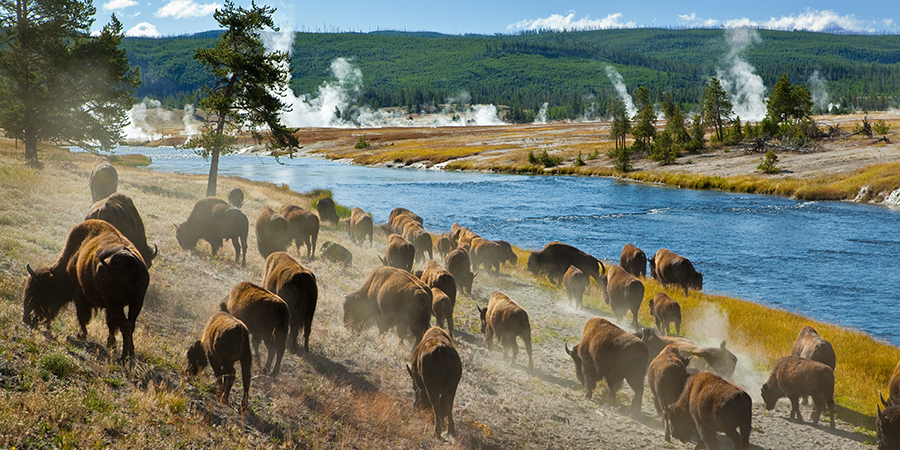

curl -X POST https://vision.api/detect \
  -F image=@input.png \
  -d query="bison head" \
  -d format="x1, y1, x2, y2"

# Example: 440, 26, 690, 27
688, 272, 703, 291
564, 342, 584, 387
22, 264, 74, 328
526, 252, 544, 275
878, 403, 900, 450
175, 222, 198, 250
476, 305, 487, 334
668, 401, 696, 443
342, 292, 371, 329
185, 340, 207, 376
406, 364, 429, 409
760, 381, 782, 410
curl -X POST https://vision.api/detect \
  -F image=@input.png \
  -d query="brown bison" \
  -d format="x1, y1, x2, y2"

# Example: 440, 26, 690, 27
186, 311, 252, 412
649, 344, 691, 442
527, 241, 605, 285
478, 292, 533, 372
638, 328, 738, 378
879, 363, 900, 450
470, 237, 504, 274
436, 234, 452, 260
563, 265, 589, 309
649, 292, 682, 336
263, 251, 318, 354
220, 282, 289, 375
280, 204, 319, 259
389, 207, 423, 227
255, 205, 291, 258
315, 197, 339, 225
89, 156, 118, 202
496, 240, 517, 266
227, 186, 244, 207
599, 265, 644, 330
791, 326, 836, 370
402, 222, 433, 262
619, 243, 647, 277
343, 266, 432, 344
418, 260, 457, 305
761, 355, 835, 428
348, 207, 373, 247
320, 241, 353, 266
445, 248, 475, 294
86, 192, 157, 268
381, 234, 415, 272
649, 248, 703, 294
23, 220, 149, 362
669, 371, 752, 450
430, 287, 454, 338
406, 326, 462, 438
565, 318, 648, 411
176, 197, 248, 266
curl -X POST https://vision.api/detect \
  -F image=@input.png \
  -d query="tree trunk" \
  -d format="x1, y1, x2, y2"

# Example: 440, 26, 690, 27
24, 128, 38, 166
206, 148, 219, 197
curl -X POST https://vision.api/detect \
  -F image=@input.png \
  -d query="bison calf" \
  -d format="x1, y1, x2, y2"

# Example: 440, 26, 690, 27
648, 344, 691, 442
407, 327, 462, 438
348, 207, 373, 247
761, 355, 835, 428
478, 292, 533, 372
220, 282, 289, 375
649, 292, 681, 336
264, 251, 318, 354
90, 156, 118, 202
670, 371, 752, 450
599, 265, 644, 330
563, 265, 588, 309
187, 312, 252, 412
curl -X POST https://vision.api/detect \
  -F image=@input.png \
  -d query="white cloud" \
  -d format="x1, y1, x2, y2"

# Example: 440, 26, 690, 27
103, 0, 137, 9
155, 0, 220, 19
509, 11, 635, 31
126, 22, 160, 37
678, 12, 721, 28
723, 18, 759, 29
761, 9, 865, 32
678, 13, 697, 22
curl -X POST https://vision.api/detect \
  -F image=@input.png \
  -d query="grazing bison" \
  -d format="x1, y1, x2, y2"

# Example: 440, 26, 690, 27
348, 207, 373, 247
186, 311, 252, 412
406, 326, 462, 438
263, 251, 318, 354
255, 205, 291, 258
445, 248, 475, 294
430, 287, 454, 338
220, 282, 289, 375
879, 366, 900, 450
320, 240, 353, 266
649, 292, 682, 336
436, 234, 452, 260
228, 186, 244, 208
23, 220, 148, 362
281, 204, 319, 259
496, 240, 518, 266
478, 292, 533, 372
649, 248, 703, 294
791, 326, 836, 370
86, 192, 157, 268
669, 371, 752, 450
563, 265, 589, 309
649, 344, 691, 442
176, 197, 248, 266
761, 355, 835, 428
381, 234, 415, 272
638, 328, 738, 378
315, 197, 339, 225
89, 156, 118, 202
527, 241, 605, 285
343, 266, 432, 344
470, 237, 504, 274
619, 243, 647, 277
565, 318, 648, 411
599, 265, 644, 330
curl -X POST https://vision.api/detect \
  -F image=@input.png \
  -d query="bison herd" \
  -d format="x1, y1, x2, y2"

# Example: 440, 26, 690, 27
20, 156, 900, 447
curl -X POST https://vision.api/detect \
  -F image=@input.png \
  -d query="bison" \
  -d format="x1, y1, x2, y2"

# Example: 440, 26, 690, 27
563, 265, 589, 309
445, 248, 476, 294
86, 192, 157, 268
649, 248, 703, 294
220, 282, 289, 375
315, 197, 339, 225
477, 292, 533, 372
761, 355, 835, 428
436, 234, 452, 261
565, 317, 647, 411
599, 265, 644, 330
791, 326, 836, 370
648, 344, 691, 442
649, 292, 681, 336
496, 240, 518, 266
348, 207, 373, 247
227, 186, 244, 207
176, 197, 248, 266
186, 311, 252, 412
23, 220, 148, 362
320, 240, 353, 266
669, 371, 752, 450
89, 156, 118, 202
527, 241, 605, 285
619, 243, 647, 277
281, 204, 319, 259
879, 366, 900, 450
343, 266, 432, 344
389, 207, 423, 228
429, 287, 454, 339
470, 237, 504, 274
407, 326, 462, 438
402, 222, 433, 262
418, 260, 457, 306
263, 251, 318, 354
638, 328, 738, 378
381, 234, 416, 272
255, 205, 291, 258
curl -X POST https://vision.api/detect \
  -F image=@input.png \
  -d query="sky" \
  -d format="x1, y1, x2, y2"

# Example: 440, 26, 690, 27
97, 0, 899, 38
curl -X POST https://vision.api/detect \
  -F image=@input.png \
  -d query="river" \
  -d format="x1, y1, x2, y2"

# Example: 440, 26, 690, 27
123, 146, 900, 345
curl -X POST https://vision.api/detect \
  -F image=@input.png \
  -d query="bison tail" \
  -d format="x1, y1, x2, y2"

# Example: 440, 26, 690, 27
219, 302, 229, 313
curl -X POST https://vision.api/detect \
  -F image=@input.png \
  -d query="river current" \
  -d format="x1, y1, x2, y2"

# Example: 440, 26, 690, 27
123, 146, 900, 345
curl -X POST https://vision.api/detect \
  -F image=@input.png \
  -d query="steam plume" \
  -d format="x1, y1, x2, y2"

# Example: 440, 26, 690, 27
534, 103, 549, 124
808, 70, 830, 111
604, 66, 636, 117
715, 29, 767, 121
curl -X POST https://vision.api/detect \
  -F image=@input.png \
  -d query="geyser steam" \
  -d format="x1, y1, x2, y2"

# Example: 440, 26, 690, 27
716, 28, 767, 121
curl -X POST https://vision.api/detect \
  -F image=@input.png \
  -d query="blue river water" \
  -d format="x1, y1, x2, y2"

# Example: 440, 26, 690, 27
124, 146, 900, 345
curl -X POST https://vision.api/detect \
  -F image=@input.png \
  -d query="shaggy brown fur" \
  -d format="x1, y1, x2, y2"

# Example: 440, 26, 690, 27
478, 292, 533, 372
419, 260, 457, 305
406, 327, 462, 438
599, 265, 644, 330
496, 240, 517, 266
878, 372, 900, 450
761, 355, 835, 428
263, 251, 318, 354
563, 265, 589, 309
255, 205, 291, 258
89, 156, 118, 202
176, 197, 248, 266
648, 344, 691, 442
381, 234, 415, 272
791, 326, 836, 370
470, 237, 504, 274
320, 241, 353, 266
389, 207, 423, 227
565, 318, 648, 412
280, 204, 319, 259
23, 220, 148, 362
348, 207, 373, 247
86, 192, 157, 268
638, 328, 738, 378
430, 287, 454, 339
315, 197, 339, 225
343, 266, 432, 344
186, 312, 252, 412
527, 241, 605, 285
669, 371, 752, 450
619, 243, 647, 277
402, 221, 433, 262
649, 292, 682, 336
445, 248, 475, 294
436, 234, 452, 260
220, 282, 289, 375
649, 248, 703, 295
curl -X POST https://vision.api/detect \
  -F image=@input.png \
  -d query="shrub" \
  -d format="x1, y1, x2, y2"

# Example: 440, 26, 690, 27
40, 352, 79, 379
874, 119, 890, 136
574, 151, 586, 166
354, 136, 370, 149
610, 146, 633, 173
757, 150, 780, 174
527, 149, 562, 167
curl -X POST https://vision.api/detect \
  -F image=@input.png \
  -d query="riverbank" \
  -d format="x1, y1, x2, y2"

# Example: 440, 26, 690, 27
0, 143, 889, 448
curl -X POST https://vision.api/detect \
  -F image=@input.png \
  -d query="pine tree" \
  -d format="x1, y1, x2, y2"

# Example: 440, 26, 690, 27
631, 86, 656, 153
766, 73, 813, 125
608, 97, 630, 150
703, 77, 733, 143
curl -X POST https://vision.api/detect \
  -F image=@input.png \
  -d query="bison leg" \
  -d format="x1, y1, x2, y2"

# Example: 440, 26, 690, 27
626, 373, 644, 413
444, 391, 457, 437
789, 396, 804, 422
583, 374, 597, 399
484, 326, 494, 351
430, 392, 444, 438
229, 236, 241, 265
302, 319, 312, 355
107, 307, 134, 361
239, 348, 252, 413
209, 239, 221, 260
74, 295, 92, 340
104, 313, 120, 349
250, 334, 262, 367
523, 334, 533, 373
697, 424, 720, 450
287, 318, 300, 354
661, 406, 672, 442
507, 335, 518, 366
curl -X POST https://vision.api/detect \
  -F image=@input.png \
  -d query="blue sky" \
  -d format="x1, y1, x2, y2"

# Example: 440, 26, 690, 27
96, 0, 898, 38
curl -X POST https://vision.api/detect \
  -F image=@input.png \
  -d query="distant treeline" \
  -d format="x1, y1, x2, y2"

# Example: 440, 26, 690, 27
122, 28, 900, 121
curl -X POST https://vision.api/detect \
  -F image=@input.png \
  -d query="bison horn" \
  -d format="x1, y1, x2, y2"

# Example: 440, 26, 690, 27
26, 263, 36, 277
882, 392, 891, 408
151, 244, 159, 258
564, 342, 572, 356
405, 364, 413, 379
598, 259, 606, 276
720, 340, 728, 349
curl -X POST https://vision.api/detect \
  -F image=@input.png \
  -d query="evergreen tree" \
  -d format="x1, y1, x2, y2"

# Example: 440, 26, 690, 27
608, 97, 630, 150
703, 77, 733, 143
631, 86, 656, 153
766, 73, 812, 124
686, 112, 706, 152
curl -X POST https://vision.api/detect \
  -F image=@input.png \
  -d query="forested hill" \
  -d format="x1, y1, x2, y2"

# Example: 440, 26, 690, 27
123, 28, 900, 120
